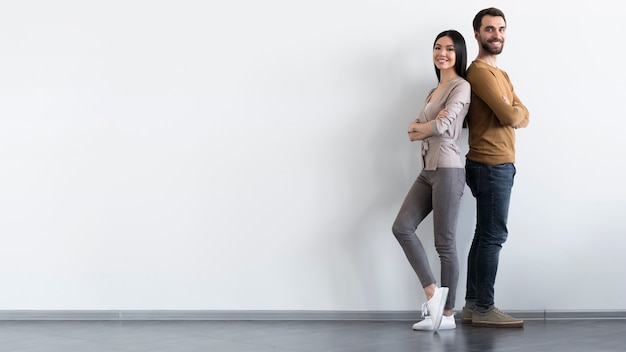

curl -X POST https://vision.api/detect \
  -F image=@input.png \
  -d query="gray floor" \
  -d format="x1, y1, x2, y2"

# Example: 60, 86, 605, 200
1, 318, 625, 352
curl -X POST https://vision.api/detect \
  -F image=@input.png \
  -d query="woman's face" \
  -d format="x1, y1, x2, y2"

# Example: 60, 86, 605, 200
433, 36, 456, 72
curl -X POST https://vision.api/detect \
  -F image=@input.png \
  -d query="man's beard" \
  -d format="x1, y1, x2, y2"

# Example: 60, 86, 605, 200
481, 39, 504, 55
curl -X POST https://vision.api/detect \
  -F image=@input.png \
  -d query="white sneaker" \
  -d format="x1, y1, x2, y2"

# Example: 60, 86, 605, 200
426, 287, 449, 332
412, 314, 456, 331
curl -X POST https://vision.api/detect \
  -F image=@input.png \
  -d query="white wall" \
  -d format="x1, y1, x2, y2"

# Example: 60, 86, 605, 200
0, 0, 624, 312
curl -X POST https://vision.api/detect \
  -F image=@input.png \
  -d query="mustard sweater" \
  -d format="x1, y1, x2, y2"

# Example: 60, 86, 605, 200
465, 60, 529, 165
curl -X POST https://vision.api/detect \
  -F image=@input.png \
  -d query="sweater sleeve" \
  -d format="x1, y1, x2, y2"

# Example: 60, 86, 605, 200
511, 90, 529, 129
429, 80, 471, 135
470, 67, 529, 127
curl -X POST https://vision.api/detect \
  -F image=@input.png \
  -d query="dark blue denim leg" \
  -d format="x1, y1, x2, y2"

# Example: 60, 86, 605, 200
464, 159, 515, 312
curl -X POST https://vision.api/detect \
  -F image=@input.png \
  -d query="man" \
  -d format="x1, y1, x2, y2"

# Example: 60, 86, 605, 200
462, 7, 529, 328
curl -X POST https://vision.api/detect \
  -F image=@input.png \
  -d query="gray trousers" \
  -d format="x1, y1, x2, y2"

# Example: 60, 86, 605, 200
392, 168, 465, 310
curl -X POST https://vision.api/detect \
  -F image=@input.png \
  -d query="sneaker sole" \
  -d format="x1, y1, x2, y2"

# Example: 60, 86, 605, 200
461, 318, 472, 324
472, 321, 524, 328
413, 325, 456, 331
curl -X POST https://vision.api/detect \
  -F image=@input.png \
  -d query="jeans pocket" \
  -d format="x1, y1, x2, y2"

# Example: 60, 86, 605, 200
492, 163, 516, 188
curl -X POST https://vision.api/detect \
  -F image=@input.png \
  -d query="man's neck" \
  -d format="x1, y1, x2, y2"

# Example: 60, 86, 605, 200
475, 53, 498, 67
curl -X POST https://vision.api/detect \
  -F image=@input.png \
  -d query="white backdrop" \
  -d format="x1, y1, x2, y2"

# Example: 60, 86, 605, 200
0, 0, 624, 312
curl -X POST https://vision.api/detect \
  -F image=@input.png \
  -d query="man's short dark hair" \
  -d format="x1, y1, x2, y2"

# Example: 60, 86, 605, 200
472, 7, 506, 32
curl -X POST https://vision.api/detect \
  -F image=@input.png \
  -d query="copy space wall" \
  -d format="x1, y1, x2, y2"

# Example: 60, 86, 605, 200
0, 0, 624, 311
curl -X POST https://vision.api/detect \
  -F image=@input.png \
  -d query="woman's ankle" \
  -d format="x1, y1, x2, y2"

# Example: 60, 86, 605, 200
424, 284, 436, 301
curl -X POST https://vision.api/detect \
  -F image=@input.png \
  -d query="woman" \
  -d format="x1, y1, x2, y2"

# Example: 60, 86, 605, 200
392, 29, 470, 332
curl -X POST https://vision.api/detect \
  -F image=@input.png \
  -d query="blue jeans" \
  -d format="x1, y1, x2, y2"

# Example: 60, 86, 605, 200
464, 159, 516, 312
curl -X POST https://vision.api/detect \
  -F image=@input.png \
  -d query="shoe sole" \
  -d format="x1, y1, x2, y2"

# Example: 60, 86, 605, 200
414, 318, 457, 331
461, 318, 472, 324
413, 326, 456, 331
472, 321, 524, 328
415, 326, 456, 331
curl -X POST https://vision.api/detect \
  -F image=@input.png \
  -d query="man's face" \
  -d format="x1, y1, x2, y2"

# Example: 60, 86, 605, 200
476, 15, 506, 55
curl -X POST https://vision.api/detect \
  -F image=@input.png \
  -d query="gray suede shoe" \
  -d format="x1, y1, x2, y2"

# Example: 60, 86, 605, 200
472, 307, 524, 328
461, 307, 474, 324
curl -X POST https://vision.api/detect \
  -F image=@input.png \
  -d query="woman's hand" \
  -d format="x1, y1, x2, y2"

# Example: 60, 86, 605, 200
407, 121, 421, 133
408, 131, 424, 141
407, 121, 426, 141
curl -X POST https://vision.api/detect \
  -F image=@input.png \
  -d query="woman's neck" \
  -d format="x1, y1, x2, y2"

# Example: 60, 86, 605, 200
439, 73, 459, 85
